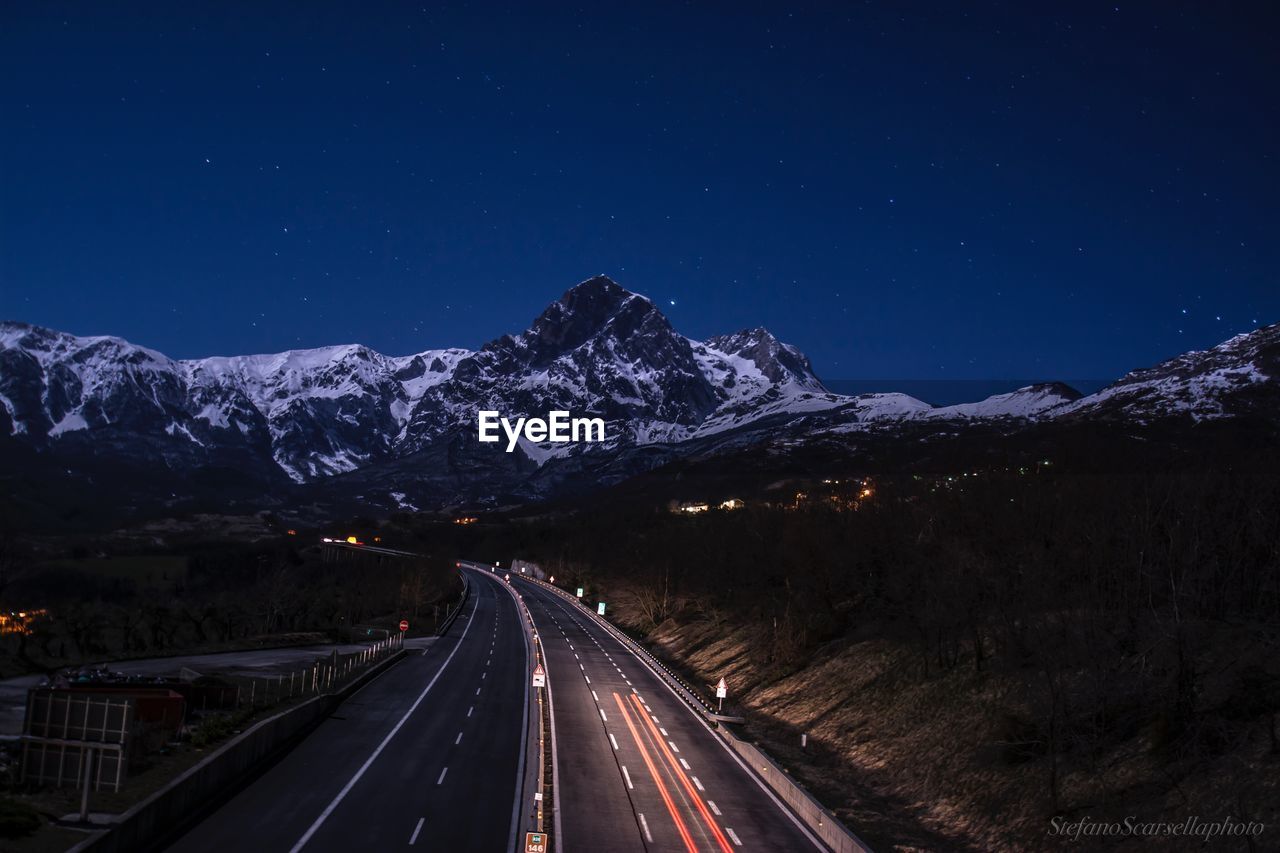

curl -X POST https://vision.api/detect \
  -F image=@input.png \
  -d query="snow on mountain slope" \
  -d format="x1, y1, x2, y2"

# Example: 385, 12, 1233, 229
0, 322, 189, 439
400, 277, 721, 453
184, 344, 471, 479
0, 277, 844, 480
1055, 324, 1279, 423
3, 281, 1275, 492
924, 382, 1081, 420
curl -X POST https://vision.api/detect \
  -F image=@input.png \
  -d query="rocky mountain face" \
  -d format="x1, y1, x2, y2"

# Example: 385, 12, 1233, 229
1, 276, 1276, 519
1055, 325, 1280, 423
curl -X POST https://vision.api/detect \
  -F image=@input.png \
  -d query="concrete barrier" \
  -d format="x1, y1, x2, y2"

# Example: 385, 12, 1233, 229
68, 649, 407, 853
719, 726, 872, 853
523, 576, 872, 852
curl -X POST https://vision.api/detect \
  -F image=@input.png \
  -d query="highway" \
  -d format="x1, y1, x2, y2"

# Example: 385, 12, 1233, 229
168, 565, 531, 853
513, 577, 824, 853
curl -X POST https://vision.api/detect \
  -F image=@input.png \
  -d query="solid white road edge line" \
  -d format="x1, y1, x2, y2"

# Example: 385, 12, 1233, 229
484, 565, 534, 853
638, 813, 654, 843
538, 583, 827, 851
288, 577, 478, 853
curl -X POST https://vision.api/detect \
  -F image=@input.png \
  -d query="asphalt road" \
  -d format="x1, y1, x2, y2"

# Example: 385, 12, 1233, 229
514, 578, 824, 853
168, 566, 529, 853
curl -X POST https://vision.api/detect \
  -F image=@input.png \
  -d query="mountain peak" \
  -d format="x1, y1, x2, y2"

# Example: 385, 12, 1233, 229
705, 327, 826, 390
497, 275, 668, 368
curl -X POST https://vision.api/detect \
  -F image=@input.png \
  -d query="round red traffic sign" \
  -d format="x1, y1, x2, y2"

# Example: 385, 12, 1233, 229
399, 619, 409, 632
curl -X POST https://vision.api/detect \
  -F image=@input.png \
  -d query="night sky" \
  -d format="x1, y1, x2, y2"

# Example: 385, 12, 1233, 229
2, 2, 1276, 382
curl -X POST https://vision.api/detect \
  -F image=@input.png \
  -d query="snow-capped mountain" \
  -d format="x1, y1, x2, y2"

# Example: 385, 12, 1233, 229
1054, 325, 1279, 423
1, 276, 1276, 517
0, 276, 860, 485
398, 277, 723, 453
924, 382, 1082, 420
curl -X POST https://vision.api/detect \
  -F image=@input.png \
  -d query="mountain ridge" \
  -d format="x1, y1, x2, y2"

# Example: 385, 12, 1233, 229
1, 276, 1276, 517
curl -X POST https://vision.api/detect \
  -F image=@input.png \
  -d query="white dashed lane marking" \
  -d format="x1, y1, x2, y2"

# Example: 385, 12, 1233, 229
638, 813, 654, 843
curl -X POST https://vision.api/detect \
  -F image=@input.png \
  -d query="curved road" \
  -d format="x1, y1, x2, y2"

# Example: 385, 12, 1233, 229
513, 577, 824, 853
169, 566, 530, 852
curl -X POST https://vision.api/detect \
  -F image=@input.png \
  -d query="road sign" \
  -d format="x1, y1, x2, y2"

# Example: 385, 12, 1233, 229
525, 832, 548, 853
716, 677, 727, 698
576, 587, 583, 598
597, 602, 606, 616
532, 663, 546, 688
399, 619, 409, 633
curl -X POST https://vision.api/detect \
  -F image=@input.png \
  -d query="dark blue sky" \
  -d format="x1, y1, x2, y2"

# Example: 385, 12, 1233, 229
2, 2, 1276, 381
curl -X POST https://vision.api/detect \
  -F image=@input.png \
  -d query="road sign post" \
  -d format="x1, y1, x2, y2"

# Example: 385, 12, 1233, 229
575, 587, 583, 598
399, 619, 409, 633
531, 663, 546, 688
597, 602, 606, 616
525, 832, 548, 853
715, 676, 727, 713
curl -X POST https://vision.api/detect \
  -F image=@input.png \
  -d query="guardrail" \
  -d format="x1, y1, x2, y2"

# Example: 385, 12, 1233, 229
68, 648, 408, 853
437, 568, 471, 637
519, 575, 871, 853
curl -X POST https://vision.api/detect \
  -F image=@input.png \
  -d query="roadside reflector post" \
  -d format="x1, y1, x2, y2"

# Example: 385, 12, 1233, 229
801, 732, 808, 749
